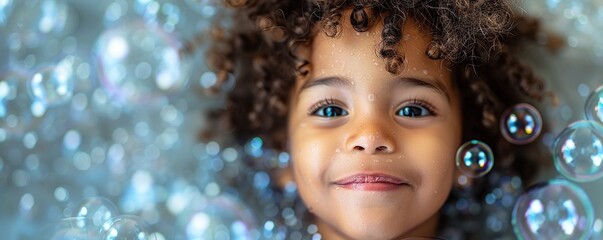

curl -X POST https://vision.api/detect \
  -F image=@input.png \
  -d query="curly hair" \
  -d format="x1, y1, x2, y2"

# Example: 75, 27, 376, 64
204, 0, 554, 236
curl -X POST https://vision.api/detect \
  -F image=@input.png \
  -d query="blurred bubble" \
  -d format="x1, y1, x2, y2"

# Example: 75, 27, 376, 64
6, 0, 77, 47
585, 85, 603, 124
28, 63, 75, 106
0, 70, 40, 136
0, 0, 14, 26
553, 120, 603, 182
75, 197, 120, 231
500, 103, 543, 145
184, 0, 216, 18
94, 20, 189, 105
135, 0, 182, 32
456, 140, 494, 178
180, 194, 259, 240
100, 215, 156, 240
512, 179, 594, 240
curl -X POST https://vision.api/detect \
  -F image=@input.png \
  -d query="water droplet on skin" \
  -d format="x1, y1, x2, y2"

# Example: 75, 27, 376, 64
374, 159, 380, 163
386, 159, 393, 163
422, 70, 429, 75
335, 148, 340, 153
412, 67, 417, 71
350, 52, 354, 56
434, 190, 439, 194
339, 49, 343, 53
368, 94, 375, 102
368, 135, 376, 141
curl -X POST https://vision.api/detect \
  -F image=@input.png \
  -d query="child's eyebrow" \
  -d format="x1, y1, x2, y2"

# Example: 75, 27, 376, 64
301, 76, 351, 90
301, 76, 451, 104
390, 77, 451, 104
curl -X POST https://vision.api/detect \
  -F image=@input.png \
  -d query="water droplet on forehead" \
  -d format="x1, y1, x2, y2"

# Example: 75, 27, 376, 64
368, 94, 375, 102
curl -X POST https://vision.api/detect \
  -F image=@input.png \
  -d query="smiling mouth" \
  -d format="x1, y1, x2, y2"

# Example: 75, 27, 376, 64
333, 174, 410, 191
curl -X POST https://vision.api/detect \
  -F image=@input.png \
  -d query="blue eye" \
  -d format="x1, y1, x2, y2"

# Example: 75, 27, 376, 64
313, 106, 348, 118
397, 105, 432, 117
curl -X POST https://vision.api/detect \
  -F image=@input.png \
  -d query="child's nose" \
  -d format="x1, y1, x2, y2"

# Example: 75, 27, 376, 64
345, 127, 396, 154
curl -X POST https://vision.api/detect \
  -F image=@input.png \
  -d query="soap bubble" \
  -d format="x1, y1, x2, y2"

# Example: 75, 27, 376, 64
28, 60, 75, 106
179, 194, 259, 240
585, 85, 603, 124
100, 215, 157, 240
94, 20, 189, 105
0, 70, 40, 136
553, 120, 603, 182
46, 217, 97, 240
75, 197, 120, 231
0, 0, 15, 26
512, 179, 594, 240
455, 140, 494, 178
500, 103, 543, 145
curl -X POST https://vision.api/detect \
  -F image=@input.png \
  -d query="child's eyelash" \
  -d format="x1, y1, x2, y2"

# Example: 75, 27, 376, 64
408, 97, 438, 115
308, 98, 338, 115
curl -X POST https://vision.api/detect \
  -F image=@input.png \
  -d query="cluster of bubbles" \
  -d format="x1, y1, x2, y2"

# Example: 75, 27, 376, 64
453, 84, 603, 240
48, 197, 158, 239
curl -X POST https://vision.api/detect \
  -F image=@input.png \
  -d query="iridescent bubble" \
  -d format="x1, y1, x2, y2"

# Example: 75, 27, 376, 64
180, 194, 259, 240
28, 61, 75, 106
46, 217, 97, 240
100, 215, 157, 240
512, 179, 594, 240
94, 20, 189, 105
585, 85, 603, 124
75, 197, 120, 231
553, 120, 603, 182
455, 140, 494, 178
0, 70, 39, 136
500, 103, 543, 145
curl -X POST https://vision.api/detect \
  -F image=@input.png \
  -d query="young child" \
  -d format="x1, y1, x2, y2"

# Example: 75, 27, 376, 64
206, 0, 553, 239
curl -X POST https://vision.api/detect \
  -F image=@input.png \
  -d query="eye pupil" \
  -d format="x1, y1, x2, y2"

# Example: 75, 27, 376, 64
398, 105, 430, 117
315, 106, 347, 117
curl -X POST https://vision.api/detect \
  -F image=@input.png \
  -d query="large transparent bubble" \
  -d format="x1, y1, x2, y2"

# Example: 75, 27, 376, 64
179, 194, 260, 239
94, 20, 189, 105
0, 70, 41, 136
455, 140, 494, 178
6, 0, 77, 47
100, 215, 157, 240
553, 120, 603, 182
500, 103, 543, 145
512, 179, 594, 240
74, 197, 120, 233
585, 85, 603, 124
46, 217, 98, 240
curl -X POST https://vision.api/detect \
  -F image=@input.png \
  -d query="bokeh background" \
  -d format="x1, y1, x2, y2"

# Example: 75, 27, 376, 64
0, 0, 602, 239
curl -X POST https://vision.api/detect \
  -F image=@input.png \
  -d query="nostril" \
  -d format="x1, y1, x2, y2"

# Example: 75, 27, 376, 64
354, 146, 365, 151
376, 146, 387, 152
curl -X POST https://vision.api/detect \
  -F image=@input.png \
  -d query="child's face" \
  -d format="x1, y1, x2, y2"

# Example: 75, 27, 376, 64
287, 15, 463, 239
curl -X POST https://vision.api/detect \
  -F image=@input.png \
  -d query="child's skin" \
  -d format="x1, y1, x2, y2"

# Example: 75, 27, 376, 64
286, 13, 463, 239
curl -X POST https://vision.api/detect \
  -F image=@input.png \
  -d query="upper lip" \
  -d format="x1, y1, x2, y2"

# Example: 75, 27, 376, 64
333, 173, 407, 185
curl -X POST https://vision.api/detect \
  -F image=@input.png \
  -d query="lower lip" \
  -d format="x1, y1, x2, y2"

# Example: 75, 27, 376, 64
337, 183, 404, 191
